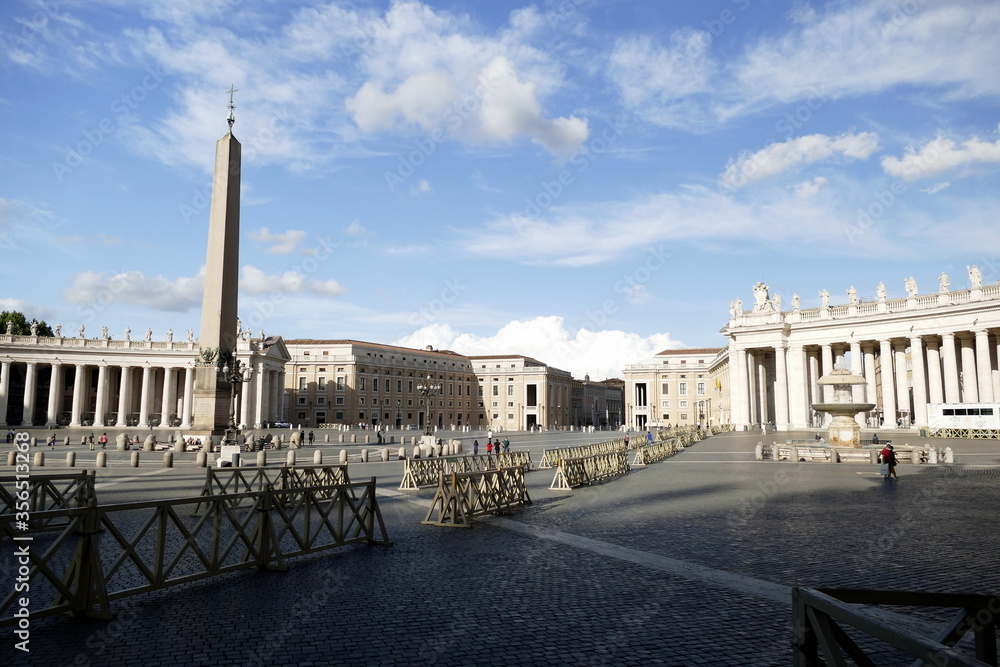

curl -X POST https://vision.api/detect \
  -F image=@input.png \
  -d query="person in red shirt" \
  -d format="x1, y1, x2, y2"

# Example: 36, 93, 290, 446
880, 444, 898, 480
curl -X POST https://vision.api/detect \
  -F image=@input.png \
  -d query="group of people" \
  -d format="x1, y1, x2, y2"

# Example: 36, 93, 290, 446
472, 436, 511, 456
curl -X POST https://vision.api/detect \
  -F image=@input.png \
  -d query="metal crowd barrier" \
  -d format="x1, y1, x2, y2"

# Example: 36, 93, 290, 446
0, 477, 391, 626
792, 587, 998, 666
398, 451, 533, 490
549, 450, 631, 490
422, 467, 532, 527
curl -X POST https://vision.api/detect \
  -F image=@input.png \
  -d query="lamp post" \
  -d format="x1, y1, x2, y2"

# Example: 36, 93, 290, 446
396, 399, 402, 429
219, 356, 254, 447
417, 375, 441, 437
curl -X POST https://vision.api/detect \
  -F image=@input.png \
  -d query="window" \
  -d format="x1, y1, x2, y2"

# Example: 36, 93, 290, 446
359, 398, 365, 405
679, 382, 687, 395
335, 411, 343, 420
478, 386, 484, 397
507, 402, 514, 408
317, 396, 326, 405
359, 377, 365, 391
680, 400, 688, 408
298, 412, 305, 419
697, 382, 705, 395
661, 383, 669, 395
397, 379, 402, 393
297, 397, 307, 405
408, 380, 414, 392
507, 385, 514, 396
661, 400, 670, 408
492, 401, 499, 408
492, 385, 499, 396
680, 413, 688, 420
335, 397, 344, 405
336, 376, 345, 391
507, 413, 513, 419
384, 379, 390, 392
318, 367, 326, 372
662, 413, 670, 420
298, 377, 307, 390
318, 377, 326, 389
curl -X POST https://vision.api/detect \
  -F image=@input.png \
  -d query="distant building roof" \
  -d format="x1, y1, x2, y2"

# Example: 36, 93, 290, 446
654, 347, 724, 356
283, 339, 466, 358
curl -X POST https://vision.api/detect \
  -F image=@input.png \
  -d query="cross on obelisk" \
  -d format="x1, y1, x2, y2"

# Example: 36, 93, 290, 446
191, 86, 243, 436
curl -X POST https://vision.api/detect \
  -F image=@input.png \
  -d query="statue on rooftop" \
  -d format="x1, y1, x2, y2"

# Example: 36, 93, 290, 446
791, 293, 800, 310
939, 272, 949, 292
968, 265, 983, 289
905, 276, 918, 297
876, 282, 886, 300
847, 286, 858, 305
819, 289, 830, 308
752, 282, 770, 311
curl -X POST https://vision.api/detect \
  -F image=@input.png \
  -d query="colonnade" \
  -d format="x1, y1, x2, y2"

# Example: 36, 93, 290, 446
0, 358, 286, 429
730, 329, 999, 430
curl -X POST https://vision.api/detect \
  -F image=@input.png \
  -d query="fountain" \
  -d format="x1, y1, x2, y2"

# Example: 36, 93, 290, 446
811, 368, 875, 447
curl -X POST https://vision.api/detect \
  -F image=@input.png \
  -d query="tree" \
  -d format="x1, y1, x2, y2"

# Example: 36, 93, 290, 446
0, 311, 55, 337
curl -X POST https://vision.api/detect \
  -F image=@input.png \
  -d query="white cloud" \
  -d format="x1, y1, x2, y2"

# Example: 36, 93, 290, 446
881, 133, 1000, 181
0, 298, 56, 323
607, 30, 715, 129
241, 265, 345, 297
720, 132, 878, 189
393, 316, 681, 380
64, 269, 204, 312
921, 182, 950, 195
793, 176, 828, 200
248, 227, 306, 254
412, 180, 432, 195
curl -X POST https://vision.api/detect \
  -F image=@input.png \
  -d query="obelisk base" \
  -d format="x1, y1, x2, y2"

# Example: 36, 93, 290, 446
190, 365, 233, 436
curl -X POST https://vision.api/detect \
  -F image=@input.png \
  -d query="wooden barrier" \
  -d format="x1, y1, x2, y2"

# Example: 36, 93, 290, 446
421, 467, 531, 527
0, 470, 96, 532
549, 450, 630, 490
792, 587, 998, 666
539, 439, 628, 469
0, 477, 391, 627
192, 464, 351, 514
631, 438, 682, 466
398, 451, 533, 491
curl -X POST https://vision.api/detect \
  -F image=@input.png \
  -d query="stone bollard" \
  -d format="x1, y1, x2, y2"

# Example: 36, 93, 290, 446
412, 445, 420, 459
33, 452, 44, 467
870, 450, 878, 464
65, 436, 71, 446
397, 447, 406, 460
433, 444, 442, 457
350, 434, 357, 444
286, 451, 296, 467
176, 440, 186, 453
389, 436, 395, 444
163, 452, 173, 468
66, 452, 76, 467
944, 447, 954, 463
96, 451, 107, 468
196, 452, 207, 467
30, 437, 37, 447
339, 433, 345, 443
313, 449, 322, 465
440, 443, 449, 456
116, 433, 128, 451
829, 450, 838, 463
257, 451, 267, 467
365, 435, 372, 444
910, 449, 920, 465
131, 451, 140, 467
361, 448, 369, 462
381, 447, 389, 462
143, 435, 156, 452
754, 443, 763, 460
454, 441, 462, 454
6, 451, 14, 466
928, 446, 938, 464
80, 436, 87, 446
339, 449, 348, 465
324, 434, 330, 443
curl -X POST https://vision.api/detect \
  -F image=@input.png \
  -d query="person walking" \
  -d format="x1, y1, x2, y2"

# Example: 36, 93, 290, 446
880, 444, 898, 480
473, 440, 479, 456
48, 434, 56, 448
99, 433, 108, 449
486, 440, 493, 455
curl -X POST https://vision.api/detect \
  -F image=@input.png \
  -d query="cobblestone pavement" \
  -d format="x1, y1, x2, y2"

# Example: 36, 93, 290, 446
5, 430, 1000, 666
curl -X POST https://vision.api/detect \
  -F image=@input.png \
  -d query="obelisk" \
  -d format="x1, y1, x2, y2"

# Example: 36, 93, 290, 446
191, 87, 241, 435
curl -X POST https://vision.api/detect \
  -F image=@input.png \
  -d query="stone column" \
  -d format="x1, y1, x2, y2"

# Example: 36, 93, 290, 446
116, 366, 133, 427
254, 361, 267, 427
910, 336, 928, 427
94, 363, 108, 427
160, 366, 176, 427
138, 365, 153, 427
746, 352, 758, 427
820, 344, 834, 402
941, 333, 960, 403
807, 349, 820, 426
863, 344, 877, 425
959, 334, 978, 403
974, 329, 994, 403
757, 356, 769, 428
0, 360, 10, 427
46, 362, 63, 426
849, 341, 863, 413
239, 369, 252, 427
181, 367, 195, 427
731, 347, 749, 428
773, 345, 789, 431
878, 339, 896, 429
894, 342, 909, 421
69, 364, 86, 427
22, 362, 38, 426
926, 338, 944, 405
787, 345, 807, 429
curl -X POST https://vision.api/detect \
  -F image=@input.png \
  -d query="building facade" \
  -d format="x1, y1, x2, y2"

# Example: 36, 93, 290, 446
723, 273, 1000, 431
0, 329, 289, 430
469, 355, 574, 431
624, 348, 726, 431
283, 340, 481, 429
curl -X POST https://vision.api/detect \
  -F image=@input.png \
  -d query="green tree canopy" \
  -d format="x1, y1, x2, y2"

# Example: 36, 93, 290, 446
0, 311, 55, 337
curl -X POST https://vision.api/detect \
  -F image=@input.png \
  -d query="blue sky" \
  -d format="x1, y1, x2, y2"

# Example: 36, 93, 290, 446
2, 0, 999, 380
